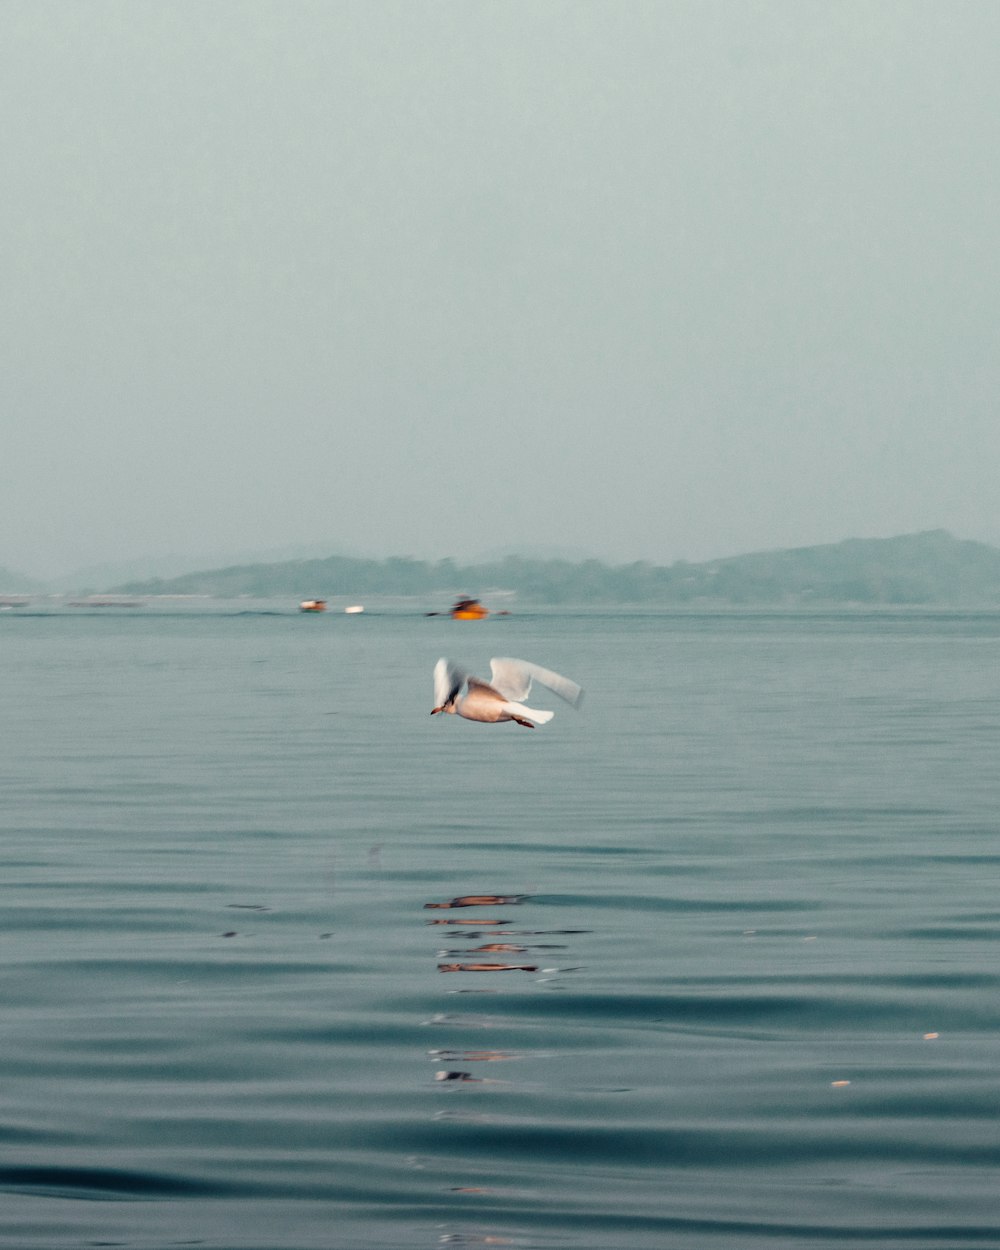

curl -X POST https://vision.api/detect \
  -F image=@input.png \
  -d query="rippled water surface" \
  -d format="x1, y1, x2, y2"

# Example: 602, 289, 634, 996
3, 606, 1000, 1248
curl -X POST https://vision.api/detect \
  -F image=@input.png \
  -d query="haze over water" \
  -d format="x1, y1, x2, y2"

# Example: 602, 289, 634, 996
3, 604, 999, 1248
5, 2, 1000, 579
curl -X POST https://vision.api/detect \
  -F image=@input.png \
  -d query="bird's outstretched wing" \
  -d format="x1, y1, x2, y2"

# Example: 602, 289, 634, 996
488, 657, 583, 708
434, 657, 468, 707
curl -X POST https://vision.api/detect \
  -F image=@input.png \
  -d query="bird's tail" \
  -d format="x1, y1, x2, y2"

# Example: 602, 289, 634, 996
502, 701, 554, 725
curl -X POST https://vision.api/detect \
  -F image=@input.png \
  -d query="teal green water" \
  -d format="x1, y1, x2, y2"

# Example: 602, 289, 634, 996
3, 607, 1000, 1248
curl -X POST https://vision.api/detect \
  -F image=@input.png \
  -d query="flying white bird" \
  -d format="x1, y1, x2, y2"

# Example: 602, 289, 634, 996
431, 656, 583, 728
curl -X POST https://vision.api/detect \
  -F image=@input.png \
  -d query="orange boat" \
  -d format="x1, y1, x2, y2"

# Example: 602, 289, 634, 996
450, 598, 488, 620
299, 599, 327, 612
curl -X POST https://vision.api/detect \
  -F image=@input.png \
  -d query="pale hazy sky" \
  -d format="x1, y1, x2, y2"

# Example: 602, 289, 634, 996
4, 0, 999, 578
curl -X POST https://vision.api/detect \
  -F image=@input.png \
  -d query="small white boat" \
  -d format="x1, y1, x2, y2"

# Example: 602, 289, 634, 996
345, 604, 364, 614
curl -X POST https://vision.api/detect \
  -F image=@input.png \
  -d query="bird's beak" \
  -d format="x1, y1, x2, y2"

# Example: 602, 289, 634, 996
430, 706, 442, 715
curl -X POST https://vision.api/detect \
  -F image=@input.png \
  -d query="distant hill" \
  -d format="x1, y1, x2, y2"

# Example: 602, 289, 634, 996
109, 531, 1000, 606
680, 530, 1000, 605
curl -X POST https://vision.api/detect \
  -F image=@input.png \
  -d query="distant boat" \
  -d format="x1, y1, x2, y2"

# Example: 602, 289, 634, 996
344, 605, 364, 614
299, 599, 327, 612
425, 597, 509, 620
450, 598, 489, 620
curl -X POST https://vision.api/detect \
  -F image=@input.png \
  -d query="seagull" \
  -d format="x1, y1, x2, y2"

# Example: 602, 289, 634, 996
431, 657, 583, 728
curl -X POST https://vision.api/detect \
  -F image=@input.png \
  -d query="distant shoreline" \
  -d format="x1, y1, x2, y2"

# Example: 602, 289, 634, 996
105, 531, 1000, 608
6, 531, 1000, 607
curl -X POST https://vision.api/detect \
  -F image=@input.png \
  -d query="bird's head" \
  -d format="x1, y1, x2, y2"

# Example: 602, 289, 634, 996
431, 658, 463, 716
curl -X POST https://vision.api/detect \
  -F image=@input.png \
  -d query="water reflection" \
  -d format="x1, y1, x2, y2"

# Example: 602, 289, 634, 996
438, 962, 538, 974
434, 1070, 508, 1084
424, 895, 526, 909
429, 1050, 517, 1063
426, 918, 513, 926
421, 892, 590, 1247
437, 1234, 514, 1246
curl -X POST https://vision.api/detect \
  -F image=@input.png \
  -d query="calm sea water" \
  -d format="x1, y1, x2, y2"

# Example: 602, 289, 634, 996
2, 605, 1000, 1249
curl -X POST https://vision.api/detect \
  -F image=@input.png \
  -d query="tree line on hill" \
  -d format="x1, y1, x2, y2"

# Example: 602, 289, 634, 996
106, 531, 1000, 606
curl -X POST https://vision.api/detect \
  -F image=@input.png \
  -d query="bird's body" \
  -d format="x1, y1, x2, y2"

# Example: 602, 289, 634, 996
431, 657, 582, 728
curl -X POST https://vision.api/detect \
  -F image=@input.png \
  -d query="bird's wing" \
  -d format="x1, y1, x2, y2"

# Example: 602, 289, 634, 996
489, 657, 583, 708
434, 657, 467, 707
